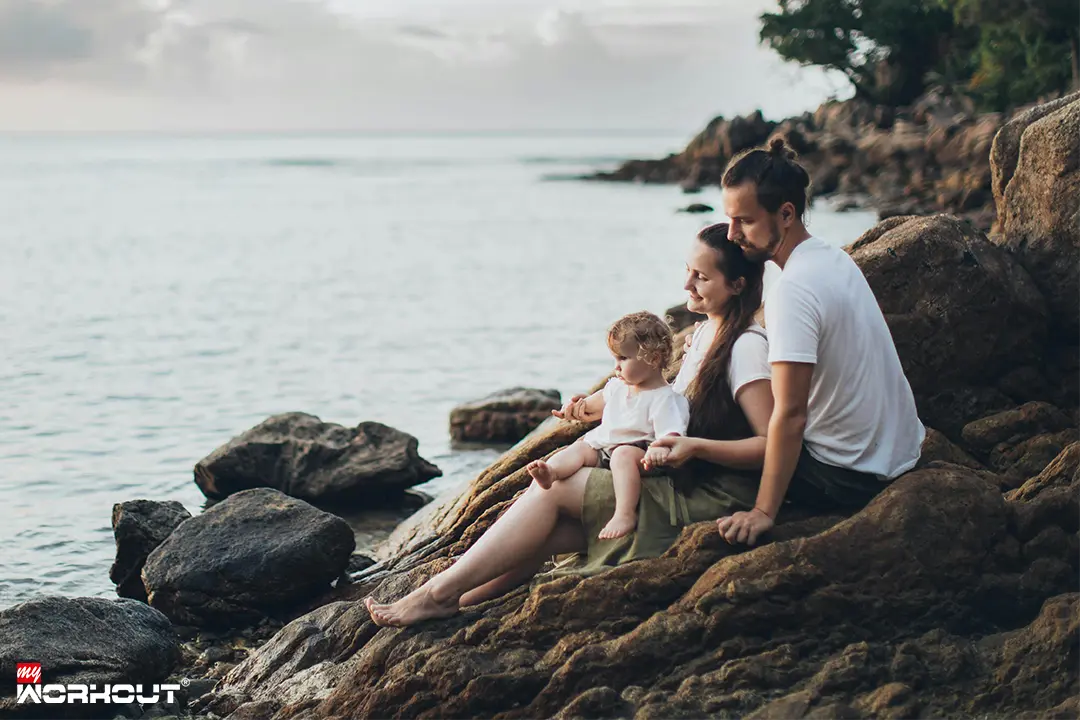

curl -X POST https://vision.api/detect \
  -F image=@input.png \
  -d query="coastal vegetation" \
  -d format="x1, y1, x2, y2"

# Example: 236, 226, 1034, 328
760, 0, 1079, 109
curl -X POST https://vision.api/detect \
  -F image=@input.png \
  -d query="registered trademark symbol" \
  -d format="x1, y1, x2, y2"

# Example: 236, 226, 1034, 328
181, 678, 191, 687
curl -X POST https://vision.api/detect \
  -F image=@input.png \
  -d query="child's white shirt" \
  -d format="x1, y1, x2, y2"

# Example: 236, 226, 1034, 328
582, 378, 690, 450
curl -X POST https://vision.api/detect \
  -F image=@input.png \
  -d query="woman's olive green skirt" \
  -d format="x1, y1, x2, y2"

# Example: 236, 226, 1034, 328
546, 467, 760, 577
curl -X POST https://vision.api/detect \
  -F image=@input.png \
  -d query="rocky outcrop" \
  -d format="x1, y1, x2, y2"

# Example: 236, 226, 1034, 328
194, 413, 441, 504
193, 453, 1079, 719
846, 214, 1047, 428
109, 499, 191, 602
588, 89, 1024, 230
142, 488, 355, 628
0, 596, 179, 719
990, 91, 1080, 339
449, 388, 562, 444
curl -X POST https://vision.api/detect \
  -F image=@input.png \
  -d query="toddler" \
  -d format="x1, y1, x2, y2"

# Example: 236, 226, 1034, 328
527, 311, 689, 539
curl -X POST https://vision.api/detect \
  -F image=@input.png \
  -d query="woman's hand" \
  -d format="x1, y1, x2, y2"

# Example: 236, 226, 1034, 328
683, 321, 701, 352
641, 435, 697, 470
716, 508, 774, 546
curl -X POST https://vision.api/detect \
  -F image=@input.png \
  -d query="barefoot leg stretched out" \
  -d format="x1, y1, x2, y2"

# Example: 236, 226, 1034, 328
365, 467, 591, 627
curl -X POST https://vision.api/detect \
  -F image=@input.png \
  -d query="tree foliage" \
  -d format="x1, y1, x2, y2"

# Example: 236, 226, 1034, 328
760, 0, 1080, 110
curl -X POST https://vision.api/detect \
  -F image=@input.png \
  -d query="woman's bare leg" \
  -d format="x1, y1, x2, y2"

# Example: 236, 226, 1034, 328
366, 467, 591, 627
458, 518, 586, 607
597, 445, 644, 540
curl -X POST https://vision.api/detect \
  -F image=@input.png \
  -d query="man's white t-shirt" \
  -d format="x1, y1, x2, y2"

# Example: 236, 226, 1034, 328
582, 378, 690, 449
765, 236, 925, 479
672, 320, 771, 400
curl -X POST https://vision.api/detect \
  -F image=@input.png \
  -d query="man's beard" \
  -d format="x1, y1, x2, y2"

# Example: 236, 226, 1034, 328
743, 220, 783, 261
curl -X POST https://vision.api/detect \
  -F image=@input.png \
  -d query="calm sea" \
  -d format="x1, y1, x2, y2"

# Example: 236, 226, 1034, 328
0, 132, 878, 608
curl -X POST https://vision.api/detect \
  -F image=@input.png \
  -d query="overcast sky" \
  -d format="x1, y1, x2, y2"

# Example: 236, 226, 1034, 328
0, 0, 851, 132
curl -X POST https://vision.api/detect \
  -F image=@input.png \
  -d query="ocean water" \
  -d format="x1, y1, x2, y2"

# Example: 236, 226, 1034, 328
0, 132, 879, 609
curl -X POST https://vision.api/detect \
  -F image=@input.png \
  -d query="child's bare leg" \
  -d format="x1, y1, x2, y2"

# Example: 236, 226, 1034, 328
527, 440, 598, 489
598, 445, 645, 540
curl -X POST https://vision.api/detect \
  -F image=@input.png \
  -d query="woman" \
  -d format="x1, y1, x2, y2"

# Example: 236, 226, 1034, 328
366, 223, 772, 627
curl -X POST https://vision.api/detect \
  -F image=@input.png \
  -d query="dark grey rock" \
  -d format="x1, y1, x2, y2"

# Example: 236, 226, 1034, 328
110, 500, 191, 602
449, 388, 561, 443
0, 596, 179, 719
142, 488, 355, 629
193, 413, 441, 504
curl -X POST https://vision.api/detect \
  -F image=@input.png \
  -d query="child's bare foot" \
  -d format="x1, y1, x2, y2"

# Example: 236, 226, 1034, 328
598, 512, 637, 540
527, 459, 558, 489
363, 584, 459, 628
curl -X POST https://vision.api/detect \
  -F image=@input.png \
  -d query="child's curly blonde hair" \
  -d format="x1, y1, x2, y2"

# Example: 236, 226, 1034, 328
606, 311, 674, 370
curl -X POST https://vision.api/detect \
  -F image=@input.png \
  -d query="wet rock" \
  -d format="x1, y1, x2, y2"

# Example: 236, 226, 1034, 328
0, 596, 179, 719
193, 412, 441, 504
142, 488, 355, 628
991, 92, 1080, 338
449, 388, 562, 444
110, 500, 191, 602
678, 203, 714, 214
847, 215, 1047, 409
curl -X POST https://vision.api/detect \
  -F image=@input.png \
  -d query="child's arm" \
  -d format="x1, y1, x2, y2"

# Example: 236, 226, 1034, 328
552, 389, 605, 422
573, 389, 605, 422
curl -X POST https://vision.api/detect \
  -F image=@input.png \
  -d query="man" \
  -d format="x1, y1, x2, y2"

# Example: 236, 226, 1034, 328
718, 138, 925, 545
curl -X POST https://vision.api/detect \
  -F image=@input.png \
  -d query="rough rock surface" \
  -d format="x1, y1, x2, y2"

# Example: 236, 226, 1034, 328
194, 456, 1079, 719
194, 413, 441, 504
109, 499, 191, 602
589, 90, 1020, 230
0, 596, 179, 719
846, 214, 1047, 415
990, 91, 1080, 338
449, 388, 562, 444
142, 488, 355, 628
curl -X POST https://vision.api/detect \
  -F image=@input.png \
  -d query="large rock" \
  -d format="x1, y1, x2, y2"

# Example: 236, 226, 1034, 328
142, 488, 355, 628
194, 413, 441, 504
0, 596, 179, 719
109, 499, 191, 602
847, 214, 1047, 409
193, 458, 1078, 719
990, 92, 1080, 338
449, 388, 561, 444
961, 401, 1073, 454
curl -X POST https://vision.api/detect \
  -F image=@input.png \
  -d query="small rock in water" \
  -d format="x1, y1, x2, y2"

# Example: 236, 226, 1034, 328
110, 499, 192, 602
678, 203, 714, 213
450, 387, 561, 443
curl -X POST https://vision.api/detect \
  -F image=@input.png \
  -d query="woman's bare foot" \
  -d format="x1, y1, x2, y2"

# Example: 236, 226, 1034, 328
597, 511, 637, 540
526, 459, 558, 489
363, 584, 459, 628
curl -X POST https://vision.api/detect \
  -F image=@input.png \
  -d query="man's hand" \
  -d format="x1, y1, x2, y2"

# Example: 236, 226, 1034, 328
552, 395, 590, 422
716, 508, 774, 546
642, 436, 697, 470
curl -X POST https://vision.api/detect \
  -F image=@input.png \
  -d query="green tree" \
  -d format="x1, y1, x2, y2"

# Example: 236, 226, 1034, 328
759, 0, 956, 106
947, 0, 1079, 109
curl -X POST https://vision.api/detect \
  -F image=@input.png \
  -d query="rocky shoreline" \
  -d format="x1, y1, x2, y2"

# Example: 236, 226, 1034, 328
585, 88, 1076, 234
1, 93, 1077, 719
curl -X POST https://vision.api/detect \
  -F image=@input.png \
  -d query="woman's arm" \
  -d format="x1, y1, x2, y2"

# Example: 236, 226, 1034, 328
645, 379, 772, 470
685, 379, 773, 469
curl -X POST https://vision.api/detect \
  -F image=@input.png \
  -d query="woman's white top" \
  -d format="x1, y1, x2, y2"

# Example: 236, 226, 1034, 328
672, 320, 771, 399
582, 378, 689, 450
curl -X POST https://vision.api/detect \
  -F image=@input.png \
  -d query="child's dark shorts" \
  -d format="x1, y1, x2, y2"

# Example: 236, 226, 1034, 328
595, 440, 651, 469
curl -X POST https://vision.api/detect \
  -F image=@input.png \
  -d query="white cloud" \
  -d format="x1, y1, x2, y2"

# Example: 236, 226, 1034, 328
0, 0, 850, 131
